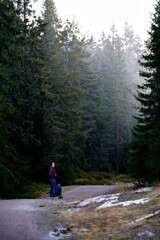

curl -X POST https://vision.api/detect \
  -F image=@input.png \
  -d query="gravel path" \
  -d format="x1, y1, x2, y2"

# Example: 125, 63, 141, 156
0, 184, 130, 240
62, 184, 131, 199
0, 198, 51, 240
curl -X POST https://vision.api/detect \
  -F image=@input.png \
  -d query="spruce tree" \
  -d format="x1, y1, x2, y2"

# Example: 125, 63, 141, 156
0, 0, 22, 197
60, 20, 84, 171
79, 37, 111, 172
92, 27, 127, 174
123, 22, 142, 141
40, 0, 63, 166
0, 0, 47, 197
129, 0, 160, 183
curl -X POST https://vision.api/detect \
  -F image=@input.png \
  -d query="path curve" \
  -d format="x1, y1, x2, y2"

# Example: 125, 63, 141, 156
0, 184, 131, 240
62, 184, 131, 199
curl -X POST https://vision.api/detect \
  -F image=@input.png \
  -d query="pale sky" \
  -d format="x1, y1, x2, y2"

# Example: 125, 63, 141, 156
33, 0, 155, 42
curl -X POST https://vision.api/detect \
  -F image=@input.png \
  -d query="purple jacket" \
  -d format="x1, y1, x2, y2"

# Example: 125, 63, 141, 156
49, 166, 57, 179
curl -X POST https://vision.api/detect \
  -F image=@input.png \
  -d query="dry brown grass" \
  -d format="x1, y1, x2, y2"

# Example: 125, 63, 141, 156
54, 185, 160, 239
57, 206, 132, 239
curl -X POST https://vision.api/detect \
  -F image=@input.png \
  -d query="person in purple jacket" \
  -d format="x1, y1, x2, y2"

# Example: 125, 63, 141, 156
49, 162, 57, 198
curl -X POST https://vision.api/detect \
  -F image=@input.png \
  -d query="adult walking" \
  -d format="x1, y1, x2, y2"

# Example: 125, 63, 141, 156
49, 162, 57, 198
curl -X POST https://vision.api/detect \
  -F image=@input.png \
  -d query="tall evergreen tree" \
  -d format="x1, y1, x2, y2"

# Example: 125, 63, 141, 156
40, 0, 63, 166
0, 0, 22, 197
92, 27, 127, 174
59, 20, 85, 171
128, 0, 160, 183
79, 37, 111, 172
123, 22, 142, 141
42, 8, 85, 183
0, 0, 47, 197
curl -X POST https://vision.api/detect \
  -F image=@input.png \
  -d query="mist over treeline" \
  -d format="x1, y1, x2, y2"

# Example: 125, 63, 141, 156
1, 0, 160, 198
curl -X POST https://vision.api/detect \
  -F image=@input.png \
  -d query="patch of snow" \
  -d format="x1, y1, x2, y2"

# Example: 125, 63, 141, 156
135, 187, 153, 193
80, 228, 90, 232
129, 210, 160, 224
58, 207, 80, 215
122, 198, 150, 206
72, 227, 89, 233
67, 208, 80, 215
68, 187, 153, 211
69, 200, 79, 204
78, 193, 121, 207
96, 198, 150, 210
49, 227, 71, 240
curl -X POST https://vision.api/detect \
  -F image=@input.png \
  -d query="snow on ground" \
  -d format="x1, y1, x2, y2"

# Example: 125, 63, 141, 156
134, 187, 153, 193
77, 193, 121, 207
96, 197, 150, 210
129, 210, 160, 225
68, 187, 153, 211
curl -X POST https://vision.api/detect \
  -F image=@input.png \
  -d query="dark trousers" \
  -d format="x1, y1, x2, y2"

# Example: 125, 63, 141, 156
49, 178, 56, 197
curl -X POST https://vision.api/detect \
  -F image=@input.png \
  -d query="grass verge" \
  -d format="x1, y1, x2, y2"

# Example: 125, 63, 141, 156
54, 185, 160, 239
75, 171, 134, 186
17, 183, 50, 199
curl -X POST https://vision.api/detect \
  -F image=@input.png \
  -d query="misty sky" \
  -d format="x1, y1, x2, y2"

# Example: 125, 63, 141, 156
33, 0, 155, 41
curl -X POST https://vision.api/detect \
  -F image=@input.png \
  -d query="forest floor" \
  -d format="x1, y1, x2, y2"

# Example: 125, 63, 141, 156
0, 184, 160, 240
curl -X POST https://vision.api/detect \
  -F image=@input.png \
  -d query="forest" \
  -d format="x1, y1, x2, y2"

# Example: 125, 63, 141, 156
0, 0, 160, 198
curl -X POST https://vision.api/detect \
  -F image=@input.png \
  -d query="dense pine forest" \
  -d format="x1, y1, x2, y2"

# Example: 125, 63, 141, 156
0, 0, 160, 198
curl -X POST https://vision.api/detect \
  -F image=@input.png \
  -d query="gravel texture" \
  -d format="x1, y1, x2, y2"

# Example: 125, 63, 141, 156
0, 185, 130, 240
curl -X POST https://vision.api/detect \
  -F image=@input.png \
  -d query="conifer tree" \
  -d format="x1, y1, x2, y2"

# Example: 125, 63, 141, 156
42, 4, 85, 183
59, 20, 85, 171
92, 27, 127, 174
40, 0, 63, 165
79, 38, 111, 171
0, 0, 47, 197
129, 0, 160, 183
0, 0, 22, 197
123, 22, 142, 141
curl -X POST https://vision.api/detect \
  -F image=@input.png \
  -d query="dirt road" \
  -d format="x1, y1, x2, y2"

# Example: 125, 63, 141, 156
0, 198, 51, 240
0, 185, 130, 240
62, 184, 130, 199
